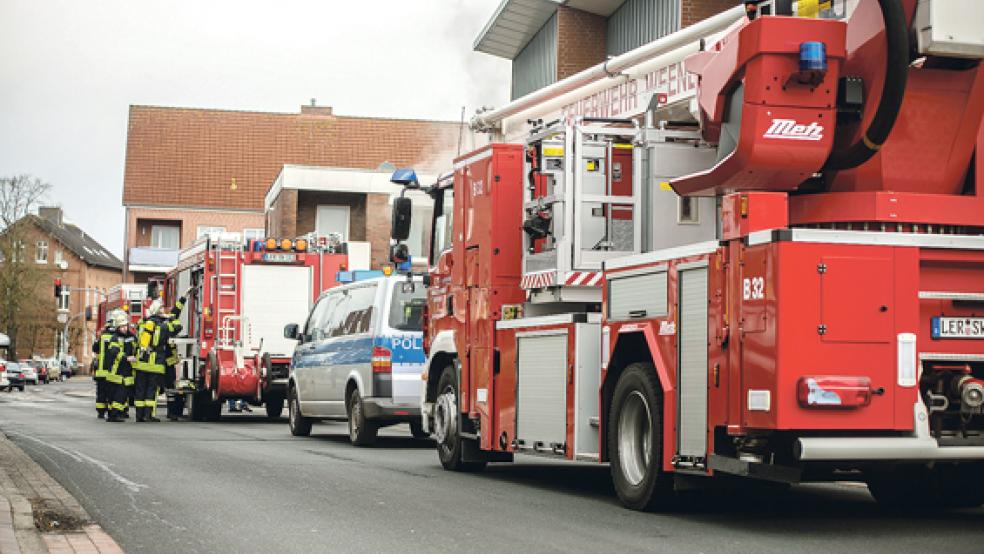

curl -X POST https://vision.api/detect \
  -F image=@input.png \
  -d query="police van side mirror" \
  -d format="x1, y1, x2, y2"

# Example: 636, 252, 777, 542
284, 323, 300, 341
391, 196, 412, 241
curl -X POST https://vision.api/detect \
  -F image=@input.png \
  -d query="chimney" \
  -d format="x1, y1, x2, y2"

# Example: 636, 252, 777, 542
300, 100, 333, 116
39, 206, 63, 226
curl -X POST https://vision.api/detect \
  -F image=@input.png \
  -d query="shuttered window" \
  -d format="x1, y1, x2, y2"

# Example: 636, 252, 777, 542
608, 270, 668, 321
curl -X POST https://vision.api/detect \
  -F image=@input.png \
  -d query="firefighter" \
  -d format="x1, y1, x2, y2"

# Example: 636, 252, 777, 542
133, 297, 184, 422
104, 310, 135, 423
90, 312, 115, 418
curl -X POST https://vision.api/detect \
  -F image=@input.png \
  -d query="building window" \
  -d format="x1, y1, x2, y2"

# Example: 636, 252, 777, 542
11, 241, 24, 263
316, 205, 350, 242
243, 228, 265, 242
196, 225, 226, 240
35, 240, 48, 264
678, 197, 699, 225
54, 249, 64, 265
151, 225, 180, 249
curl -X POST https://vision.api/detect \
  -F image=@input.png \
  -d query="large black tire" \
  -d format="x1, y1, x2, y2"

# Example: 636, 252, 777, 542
608, 362, 673, 511
867, 462, 984, 510
347, 389, 378, 446
205, 399, 222, 422
409, 419, 429, 440
265, 393, 285, 419
288, 386, 313, 437
434, 367, 486, 471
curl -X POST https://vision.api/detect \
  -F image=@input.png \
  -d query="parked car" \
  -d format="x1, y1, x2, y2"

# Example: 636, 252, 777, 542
0, 370, 8, 391
286, 274, 428, 445
19, 362, 38, 386
23, 360, 48, 384
4, 362, 25, 391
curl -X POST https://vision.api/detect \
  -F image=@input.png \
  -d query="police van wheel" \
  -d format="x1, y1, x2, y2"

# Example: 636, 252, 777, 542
288, 386, 312, 437
608, 362, 672, 511
347, 389, 378, 446
265, 393, 284, 419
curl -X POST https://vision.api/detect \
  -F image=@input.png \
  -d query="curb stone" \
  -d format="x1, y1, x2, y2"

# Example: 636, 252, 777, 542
0, 432, 124, 553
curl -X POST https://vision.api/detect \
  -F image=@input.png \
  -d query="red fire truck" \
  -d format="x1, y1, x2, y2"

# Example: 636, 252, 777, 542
165, 233, 347, 421
399, 0, 984, 510
97, 284, 148, 329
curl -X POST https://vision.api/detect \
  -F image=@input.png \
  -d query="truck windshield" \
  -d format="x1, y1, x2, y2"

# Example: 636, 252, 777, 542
389, 285, 427, 331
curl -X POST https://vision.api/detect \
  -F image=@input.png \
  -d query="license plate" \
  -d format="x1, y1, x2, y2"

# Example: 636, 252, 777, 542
931, 316, 984, 339
262, 253, 296, 263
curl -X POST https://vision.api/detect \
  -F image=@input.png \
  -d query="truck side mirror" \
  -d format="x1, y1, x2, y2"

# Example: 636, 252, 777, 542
391, 196, 412, 241
284, 323, 300, 341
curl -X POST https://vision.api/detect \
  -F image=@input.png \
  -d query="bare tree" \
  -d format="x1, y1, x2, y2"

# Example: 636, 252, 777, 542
0, 175, 52, 356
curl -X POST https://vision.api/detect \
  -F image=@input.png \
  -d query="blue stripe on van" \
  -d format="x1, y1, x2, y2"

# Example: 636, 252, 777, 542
292, 334, 424, 368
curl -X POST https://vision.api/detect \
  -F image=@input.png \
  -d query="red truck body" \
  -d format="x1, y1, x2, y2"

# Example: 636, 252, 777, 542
417, 0, 984, 510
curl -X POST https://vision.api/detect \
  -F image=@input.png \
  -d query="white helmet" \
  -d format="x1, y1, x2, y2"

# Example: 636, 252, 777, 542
110, 309, 129, 329
145, 299, 163, 318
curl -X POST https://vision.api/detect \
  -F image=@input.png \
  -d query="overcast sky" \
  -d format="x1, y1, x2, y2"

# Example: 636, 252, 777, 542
0, 0, 510, 258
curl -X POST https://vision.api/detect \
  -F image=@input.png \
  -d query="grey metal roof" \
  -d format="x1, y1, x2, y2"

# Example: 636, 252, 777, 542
474, 0, 627, 60
31, 215, 123, 271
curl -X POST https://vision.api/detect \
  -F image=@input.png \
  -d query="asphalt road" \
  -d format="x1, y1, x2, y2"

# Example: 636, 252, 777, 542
0, 379, 982, 554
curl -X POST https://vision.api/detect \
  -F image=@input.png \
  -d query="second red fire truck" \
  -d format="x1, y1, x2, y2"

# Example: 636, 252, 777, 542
164, 233, 347, 420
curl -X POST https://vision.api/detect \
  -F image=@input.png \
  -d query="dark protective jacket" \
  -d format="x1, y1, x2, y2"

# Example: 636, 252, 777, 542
91, 327, 115, 379
135, 297, 185, 374
106, 330, 136, 385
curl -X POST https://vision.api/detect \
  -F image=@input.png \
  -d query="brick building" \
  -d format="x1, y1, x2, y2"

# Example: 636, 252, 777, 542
122, 103, 472, 281
1, 207, 122, 366
474, 0, 735, 99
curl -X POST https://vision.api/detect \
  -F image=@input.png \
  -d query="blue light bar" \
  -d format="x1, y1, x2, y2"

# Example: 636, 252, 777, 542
390, 168, 419, 187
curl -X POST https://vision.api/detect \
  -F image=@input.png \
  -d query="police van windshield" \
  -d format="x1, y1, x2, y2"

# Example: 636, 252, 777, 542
389, 285, 427, 331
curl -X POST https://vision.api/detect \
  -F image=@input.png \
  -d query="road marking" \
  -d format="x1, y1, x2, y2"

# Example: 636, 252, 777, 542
10, 433, 148, 493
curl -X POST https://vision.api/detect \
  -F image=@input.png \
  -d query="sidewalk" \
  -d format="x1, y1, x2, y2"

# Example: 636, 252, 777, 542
0, 432, 123, 553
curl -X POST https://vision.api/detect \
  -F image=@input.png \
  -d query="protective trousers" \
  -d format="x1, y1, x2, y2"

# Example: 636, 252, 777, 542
133, 371, 162, 421
95, 377, 109, 417
106, 378, 128, 420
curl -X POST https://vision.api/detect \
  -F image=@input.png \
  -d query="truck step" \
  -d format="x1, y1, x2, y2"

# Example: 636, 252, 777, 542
706, 454, 801, 483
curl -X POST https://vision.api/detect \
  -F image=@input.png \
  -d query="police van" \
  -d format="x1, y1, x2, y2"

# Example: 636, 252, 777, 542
284, 272, 427, 445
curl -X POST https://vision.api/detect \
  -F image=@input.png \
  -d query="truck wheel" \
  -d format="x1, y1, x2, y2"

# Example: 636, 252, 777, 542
409, 419, 428, 440
347, 389, 378, 446
265, 393, 285, 419
189, 391, 207, 422
205, 399, 222, 422
434, 367, 485, 471
288, 386, 312, 437
608, 362, 672, 511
